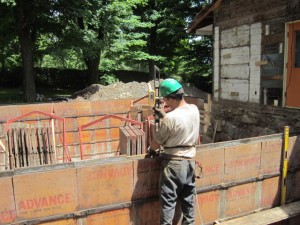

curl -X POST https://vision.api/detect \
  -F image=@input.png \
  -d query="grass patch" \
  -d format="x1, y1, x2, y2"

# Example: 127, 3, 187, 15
0, 87, 75, 105
0, 87, 24, 104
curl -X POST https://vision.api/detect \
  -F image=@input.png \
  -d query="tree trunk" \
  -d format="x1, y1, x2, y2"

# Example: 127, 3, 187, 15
20, 30, 36, 102
85, 55, 100, 85
15, 0, 36, 102
148, 17, 158, 81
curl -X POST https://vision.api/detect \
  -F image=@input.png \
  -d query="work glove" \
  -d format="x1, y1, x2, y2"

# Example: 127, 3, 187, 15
153, 107, 166, 118
147, 146, 159, 157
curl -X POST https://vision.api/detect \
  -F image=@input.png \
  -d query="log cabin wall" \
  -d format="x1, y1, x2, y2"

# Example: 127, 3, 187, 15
212, 0, 300, 105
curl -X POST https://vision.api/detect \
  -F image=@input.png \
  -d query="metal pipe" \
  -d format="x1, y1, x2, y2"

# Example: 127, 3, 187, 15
196, 172, 280, 194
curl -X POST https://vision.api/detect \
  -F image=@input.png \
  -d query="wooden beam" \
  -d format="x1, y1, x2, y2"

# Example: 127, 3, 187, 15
261, 75, 283, 80
216, 201, 300, 225
187, 0, 223, 33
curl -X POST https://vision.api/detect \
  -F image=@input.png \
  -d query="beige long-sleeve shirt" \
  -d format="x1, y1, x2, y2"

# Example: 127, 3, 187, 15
154, 103, 200, 158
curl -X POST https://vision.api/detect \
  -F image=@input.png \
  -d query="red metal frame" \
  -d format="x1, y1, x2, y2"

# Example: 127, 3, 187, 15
78, 114, 143, 160
5, 111, 70, 162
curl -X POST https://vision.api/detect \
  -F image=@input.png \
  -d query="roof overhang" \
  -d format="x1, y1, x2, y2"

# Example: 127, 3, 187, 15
187, 0, 223, 34
195, 24, 213, 36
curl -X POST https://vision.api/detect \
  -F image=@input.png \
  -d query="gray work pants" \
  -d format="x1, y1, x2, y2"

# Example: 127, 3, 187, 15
160, 159, 195, 225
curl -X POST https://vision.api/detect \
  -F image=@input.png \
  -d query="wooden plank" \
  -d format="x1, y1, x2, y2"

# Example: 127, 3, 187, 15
134, 125, 146, 154
124, 126, 137, 156
218, 201, 300, 225
7, 129, 14, 169
27, 127, 34, 167
0, 139, 7, 170
47, 125, 55, 164
24, 128, 32, 167
119, 127, 131, 156
131, 126, 141, 155
31, 126, 38, 166
18, 128, 23, 167
13, 128, 19, 168
42, 126, 50, 164
37, 127, 43, 165
261, 75, 283, 80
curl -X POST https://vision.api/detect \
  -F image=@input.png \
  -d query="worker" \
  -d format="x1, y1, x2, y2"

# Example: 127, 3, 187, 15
148, 78, 200, 225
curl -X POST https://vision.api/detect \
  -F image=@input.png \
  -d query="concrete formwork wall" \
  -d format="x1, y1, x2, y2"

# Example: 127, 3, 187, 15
0, 133, 299, 225
0, 97, 206, 170
0, 99, 146, 169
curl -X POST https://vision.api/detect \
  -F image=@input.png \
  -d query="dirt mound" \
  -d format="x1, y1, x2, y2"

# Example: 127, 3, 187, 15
70, 80, 209, 101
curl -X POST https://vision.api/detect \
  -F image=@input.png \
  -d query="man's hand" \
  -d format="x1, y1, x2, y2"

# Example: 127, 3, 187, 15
153, 107, 166, 118
147, 146, 159, 157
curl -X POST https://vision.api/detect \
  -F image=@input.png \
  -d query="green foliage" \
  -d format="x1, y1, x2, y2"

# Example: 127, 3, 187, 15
175, 36, 213, 92
100, 73, 119, 85
0, 0, 213, 95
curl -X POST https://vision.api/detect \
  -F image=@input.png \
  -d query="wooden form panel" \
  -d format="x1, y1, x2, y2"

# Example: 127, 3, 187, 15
224, 142, 261, 182
287, 170, 300, 201
53, 102, 91, 118
261, 177, 280, 208
13, 168, 78, 220
1, 134, 300, 224
132, 158, 160, 200
0, 177, 16, 224
288, 136, 300, 170
77, 161, 134, 209
196, 191, 221, 224
195, 147, 224, 188
224, 182, 258, 218
261, 139, 282, 174
85, 208, 131, 225
131, 201, 160, 225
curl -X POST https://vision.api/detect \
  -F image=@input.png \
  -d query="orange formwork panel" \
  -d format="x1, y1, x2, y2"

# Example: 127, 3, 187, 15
131, 201, 160, 225
53, 102, 91, 118
287, 170, 300, 201
132, 158, 160, 200
77, 161, 134, 209
16, 103, 53, 120
261, 177, 280, 208
195, 190, 221, 225
94, 129, 108, 142
287, 136, 300, 169
224, 142, 261, 183
13, 168, 78, 220
110, 127, 121, 140
261, 139, 282, 175
0, 177, 16, 224
224, 182, 258, 218
195, 147, 224, 188
85, 208, 131, 225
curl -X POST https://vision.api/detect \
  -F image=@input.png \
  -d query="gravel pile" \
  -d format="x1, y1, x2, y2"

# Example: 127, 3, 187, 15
70, 80, 208, 101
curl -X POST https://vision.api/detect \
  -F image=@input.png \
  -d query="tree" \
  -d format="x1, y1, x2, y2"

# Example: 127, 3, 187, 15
134, 0, 207, 79
13, 0, 37, 102
1, 0, 59, 102
176, 36, 213, 92
53, 0, 151, 85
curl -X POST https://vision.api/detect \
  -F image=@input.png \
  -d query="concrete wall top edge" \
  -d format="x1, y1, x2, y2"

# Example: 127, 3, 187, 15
198, 133, 283, 151
0, 133, 287, 177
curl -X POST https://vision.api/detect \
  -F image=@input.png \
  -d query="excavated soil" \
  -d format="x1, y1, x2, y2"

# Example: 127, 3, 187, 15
69, 80, 212, 143
70, 80, 209, 101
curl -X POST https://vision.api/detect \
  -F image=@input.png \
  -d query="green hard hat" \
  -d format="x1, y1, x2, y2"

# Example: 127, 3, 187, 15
159, 78, 182, 97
